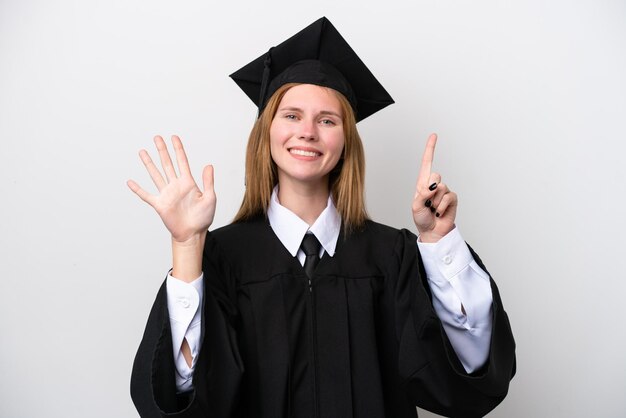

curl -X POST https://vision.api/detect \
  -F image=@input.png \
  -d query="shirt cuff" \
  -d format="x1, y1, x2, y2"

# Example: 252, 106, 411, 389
417, 226, 475, 284
166, 272, 204, 324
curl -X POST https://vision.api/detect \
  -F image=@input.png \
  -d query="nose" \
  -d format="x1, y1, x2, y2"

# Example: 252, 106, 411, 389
297, 118, 317, 141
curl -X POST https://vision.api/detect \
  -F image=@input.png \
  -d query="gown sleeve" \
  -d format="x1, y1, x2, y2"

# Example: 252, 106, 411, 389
417, 227, 494, 373
393, 229, 516, 418
130, 233, 244, 418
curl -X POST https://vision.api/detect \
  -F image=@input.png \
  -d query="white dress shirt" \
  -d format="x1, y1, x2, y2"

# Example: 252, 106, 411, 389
166, 189, 493, 391
166, 273, 203, 392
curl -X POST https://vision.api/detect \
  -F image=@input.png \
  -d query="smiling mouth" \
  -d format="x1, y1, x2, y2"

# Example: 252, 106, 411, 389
289, 149, 321, 157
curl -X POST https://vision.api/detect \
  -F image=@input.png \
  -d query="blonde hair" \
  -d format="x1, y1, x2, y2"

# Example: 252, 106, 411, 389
233, 83, 368, 232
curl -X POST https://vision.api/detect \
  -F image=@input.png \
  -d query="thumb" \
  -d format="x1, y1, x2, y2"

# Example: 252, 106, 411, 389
202, 164, 214, 193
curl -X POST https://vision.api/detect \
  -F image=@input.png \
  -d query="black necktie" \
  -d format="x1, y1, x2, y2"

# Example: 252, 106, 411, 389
301, 234, 321, 280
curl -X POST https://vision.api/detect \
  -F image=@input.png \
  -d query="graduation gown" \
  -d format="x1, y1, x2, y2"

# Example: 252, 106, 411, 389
131, 217, 516, 418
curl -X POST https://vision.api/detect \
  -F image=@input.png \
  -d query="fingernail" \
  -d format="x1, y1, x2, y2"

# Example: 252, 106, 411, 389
425, 199, 431, 208
429, 206, 436, 213
435, 212, 440, 217
429, 183, 437, 191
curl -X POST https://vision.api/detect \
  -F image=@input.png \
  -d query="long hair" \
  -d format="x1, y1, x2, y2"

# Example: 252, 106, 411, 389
233, 83, 368, 232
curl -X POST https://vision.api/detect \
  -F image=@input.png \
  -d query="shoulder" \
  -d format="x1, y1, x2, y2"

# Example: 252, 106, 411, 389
341, 220, 418, 263
209, 216, 270, 248
202, 217, 274, 275
358, 219, 417, 245
320, 220, 419, 278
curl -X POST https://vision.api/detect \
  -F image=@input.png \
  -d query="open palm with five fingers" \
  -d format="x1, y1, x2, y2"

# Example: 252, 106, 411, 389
127, 135, 216, 244
412, 133, 458, 243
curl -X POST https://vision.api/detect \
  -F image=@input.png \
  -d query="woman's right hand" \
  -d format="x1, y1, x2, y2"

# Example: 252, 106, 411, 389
127, 135, 216, 244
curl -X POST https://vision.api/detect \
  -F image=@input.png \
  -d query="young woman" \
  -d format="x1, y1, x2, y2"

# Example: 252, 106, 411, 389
129, 17, 515, 418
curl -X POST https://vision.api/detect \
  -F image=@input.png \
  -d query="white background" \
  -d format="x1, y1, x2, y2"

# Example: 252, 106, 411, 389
1, 0, 625, 417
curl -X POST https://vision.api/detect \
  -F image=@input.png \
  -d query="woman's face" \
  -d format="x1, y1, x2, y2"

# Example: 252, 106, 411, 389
270, 84, 345, 190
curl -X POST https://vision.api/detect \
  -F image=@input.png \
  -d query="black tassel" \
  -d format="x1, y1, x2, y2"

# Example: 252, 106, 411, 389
257, 47, 275, 117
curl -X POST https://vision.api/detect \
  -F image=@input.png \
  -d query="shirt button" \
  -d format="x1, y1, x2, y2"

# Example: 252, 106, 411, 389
179, 298, 191, 308
442, 255, 452, 265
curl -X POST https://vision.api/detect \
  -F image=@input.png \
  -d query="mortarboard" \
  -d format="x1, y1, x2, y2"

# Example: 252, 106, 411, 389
230, 17, 394, 122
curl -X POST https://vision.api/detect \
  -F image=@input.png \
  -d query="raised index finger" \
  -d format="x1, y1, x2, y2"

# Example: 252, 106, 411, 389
418, 133, 438, 188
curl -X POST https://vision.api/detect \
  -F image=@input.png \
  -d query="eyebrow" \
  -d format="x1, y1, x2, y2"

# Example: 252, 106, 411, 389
278, 107, 342, 118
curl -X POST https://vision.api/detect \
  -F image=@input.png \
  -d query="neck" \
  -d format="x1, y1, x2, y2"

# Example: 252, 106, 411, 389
277, 178, 330, 226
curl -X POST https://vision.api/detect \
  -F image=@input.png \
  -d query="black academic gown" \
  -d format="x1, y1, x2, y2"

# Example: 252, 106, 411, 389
131, 217, 516, 418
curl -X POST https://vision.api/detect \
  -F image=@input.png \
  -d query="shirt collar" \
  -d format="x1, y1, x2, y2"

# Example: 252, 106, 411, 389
267, 186, 341, 258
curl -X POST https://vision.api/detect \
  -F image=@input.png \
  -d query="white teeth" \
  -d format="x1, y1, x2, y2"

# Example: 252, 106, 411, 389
290, 149, 320, 157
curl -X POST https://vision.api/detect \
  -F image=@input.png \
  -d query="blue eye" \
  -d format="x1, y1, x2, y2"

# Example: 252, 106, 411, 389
285, 114, 297, 120
320, 119, 335, 125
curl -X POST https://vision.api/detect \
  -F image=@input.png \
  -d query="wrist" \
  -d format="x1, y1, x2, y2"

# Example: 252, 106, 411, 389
172, 232, 207, 283
417, 224, 456, 243
172, 230, 207, 247
418, 232, 444, 243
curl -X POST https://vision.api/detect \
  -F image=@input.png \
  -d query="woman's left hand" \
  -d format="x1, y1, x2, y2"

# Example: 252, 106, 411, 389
412, 133, 458, 243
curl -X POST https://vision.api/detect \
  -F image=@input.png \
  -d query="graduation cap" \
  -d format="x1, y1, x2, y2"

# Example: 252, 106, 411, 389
230, 17, 394, 122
